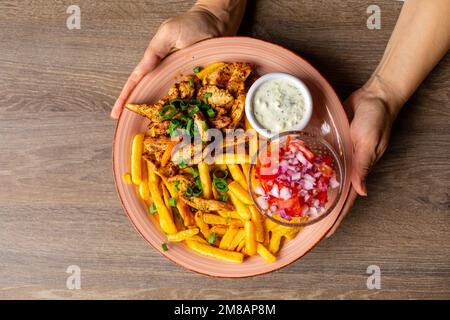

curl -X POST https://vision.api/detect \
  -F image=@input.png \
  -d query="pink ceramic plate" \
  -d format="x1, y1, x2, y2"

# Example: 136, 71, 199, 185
113, 37, 352, 277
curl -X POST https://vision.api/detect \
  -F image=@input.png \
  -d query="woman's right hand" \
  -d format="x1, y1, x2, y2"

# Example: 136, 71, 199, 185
111, 3, 241, 119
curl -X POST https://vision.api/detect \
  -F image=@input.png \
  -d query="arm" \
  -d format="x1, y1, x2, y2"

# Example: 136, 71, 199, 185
349, 0, 450, 196
111, 0, 247, 118
328, 0, 450, 235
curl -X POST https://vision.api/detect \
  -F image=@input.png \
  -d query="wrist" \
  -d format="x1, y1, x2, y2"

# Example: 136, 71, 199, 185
362, 74, 405, 119
193, 0, 245, 36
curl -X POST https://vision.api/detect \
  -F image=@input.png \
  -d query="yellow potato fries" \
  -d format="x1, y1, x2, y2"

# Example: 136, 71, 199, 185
269, 232, 282, 254
229, 229, 245, 251
249, 205, 265, 243
219, 225, 239, 250
227, 164, 248, 190
185, 240, 244, 264
122, 172, 132, 184
195, 62, 225, 80
228, 181, 253, 205
203, 213, 244, 227
198, 162, 212, 199
245, 221, 257, 256
167, 228, 199, 242
257, 243, 276, 263
148, 176, 177, 235
228, 191, 251, 220
210, 225, 228, 236
131, 133, 144, 185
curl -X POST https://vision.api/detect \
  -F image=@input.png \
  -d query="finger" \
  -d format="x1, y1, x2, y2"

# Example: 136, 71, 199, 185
111, 31, 174, 119
325, 187, 358, 238
111, 53, 160, 119
351, 139, 376, 196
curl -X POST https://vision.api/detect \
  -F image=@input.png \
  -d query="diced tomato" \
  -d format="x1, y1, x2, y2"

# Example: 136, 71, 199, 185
319, 163, 334, 178
317, 191, 328, 204
297, 144, 315, 160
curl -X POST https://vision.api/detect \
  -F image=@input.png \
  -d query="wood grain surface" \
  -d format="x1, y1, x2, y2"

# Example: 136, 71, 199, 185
0, 0, 449, 299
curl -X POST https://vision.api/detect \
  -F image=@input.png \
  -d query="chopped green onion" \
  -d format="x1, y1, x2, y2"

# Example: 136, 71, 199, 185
203, 92, 212, 98
159, 104, 177, 121
169, 197, 176, 207
206, 108, 216, 118
161, 243, 169, 251
185, 186, 193, 197
188, 106, 200, 117
149, 203, 157, 214
173, 180, 180, 192
194, 178, 202, 189
213, 178, 228, 192
178, 158, 187, 168
167, 119, 181, 137
208, 232, 218, 244
200, 120, 208, 130
199, 103, 210, 111
186, 118, 193, 135
188, 99, 201, 106
218, 194, 228, 202
190, 167, 199, 179
192, 186, 202, 197
193, 66, 201, 73
213, 169, 228, 180
188, 79, 195, 88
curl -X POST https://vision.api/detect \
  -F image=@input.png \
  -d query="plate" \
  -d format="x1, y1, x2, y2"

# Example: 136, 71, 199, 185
113, 37, 352, 277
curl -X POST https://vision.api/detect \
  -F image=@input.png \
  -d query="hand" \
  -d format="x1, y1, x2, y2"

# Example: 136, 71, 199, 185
111, 6, 227, 119
326, 79, 397, 237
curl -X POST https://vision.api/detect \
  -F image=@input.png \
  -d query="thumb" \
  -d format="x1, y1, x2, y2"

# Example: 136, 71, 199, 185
351, 140, 376, 196
111, 36, 174, 119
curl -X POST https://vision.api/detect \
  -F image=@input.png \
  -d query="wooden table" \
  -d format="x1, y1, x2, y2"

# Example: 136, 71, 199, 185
0, 0, 449, 299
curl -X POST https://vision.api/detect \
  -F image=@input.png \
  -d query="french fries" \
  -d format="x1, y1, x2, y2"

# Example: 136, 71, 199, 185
244, 221, 257, 256
186, 240, 244, 263
227, 164, 248, 190
198, 162, 212, 199
195, 62, 225, 80
147, 163, 177, 235
203, 213, 244, 227
131, 133, 144, 185
249, 205, 265, 243
167, 228, 199, 242
257, 243, 276, 263
228, 191, 251, 220
219, 225, 239, 250
228, 181, 253, 205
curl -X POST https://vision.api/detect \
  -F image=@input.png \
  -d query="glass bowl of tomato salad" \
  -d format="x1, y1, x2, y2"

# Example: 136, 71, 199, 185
248, 131, 344, 227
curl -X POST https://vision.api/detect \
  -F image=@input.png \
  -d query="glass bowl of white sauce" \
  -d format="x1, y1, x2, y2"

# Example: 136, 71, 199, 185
245, 72, 313, 138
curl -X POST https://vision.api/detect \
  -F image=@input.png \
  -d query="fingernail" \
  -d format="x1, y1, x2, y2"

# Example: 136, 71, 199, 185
361, 182, 368, 196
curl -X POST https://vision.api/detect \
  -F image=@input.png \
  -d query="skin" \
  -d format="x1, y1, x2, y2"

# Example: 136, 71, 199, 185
112, 0, 450, 236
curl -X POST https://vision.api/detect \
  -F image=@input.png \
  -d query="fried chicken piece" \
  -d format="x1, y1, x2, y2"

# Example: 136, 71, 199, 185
144, 153, 179, 177
182, 196, 234, 212
178, 75, 198, 99
227, 62, 253, 95
168, 175, 234, 212
229, 94, 246, 129
125, 103, 163, 121
197, 85, 234, 109
193, 112, 209, 142
202, 63, 234, 88
203, 62, 253, 94
208, 115, 231, 129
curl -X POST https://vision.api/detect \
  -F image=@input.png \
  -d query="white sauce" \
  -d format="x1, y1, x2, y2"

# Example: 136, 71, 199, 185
253, 79, 306, 132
